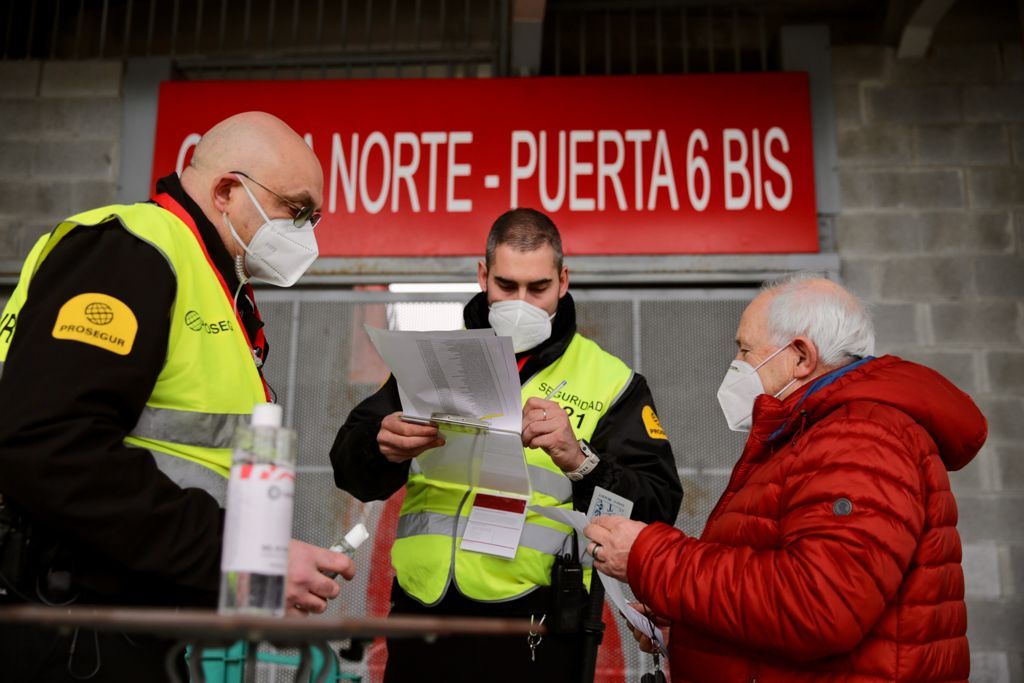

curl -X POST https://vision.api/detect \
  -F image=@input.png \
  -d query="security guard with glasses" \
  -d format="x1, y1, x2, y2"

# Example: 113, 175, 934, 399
0, 112, 353, 682
331, 208, 683, 683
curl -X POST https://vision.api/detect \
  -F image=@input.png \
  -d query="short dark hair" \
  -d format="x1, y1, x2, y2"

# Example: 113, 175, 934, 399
485, 208, 564, 270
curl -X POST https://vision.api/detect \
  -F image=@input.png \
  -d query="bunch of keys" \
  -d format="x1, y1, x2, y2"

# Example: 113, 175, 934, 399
527, 614, 545, 662
639, 651, 666, 683
639, 609, 666, 683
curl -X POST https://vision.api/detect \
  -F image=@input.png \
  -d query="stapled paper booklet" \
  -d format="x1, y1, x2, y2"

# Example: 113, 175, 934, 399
365, 325, 531, 496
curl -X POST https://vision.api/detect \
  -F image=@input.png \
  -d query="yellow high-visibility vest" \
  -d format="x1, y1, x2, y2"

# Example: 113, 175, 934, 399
392, 333, 633, 604
0, 195, 268, 503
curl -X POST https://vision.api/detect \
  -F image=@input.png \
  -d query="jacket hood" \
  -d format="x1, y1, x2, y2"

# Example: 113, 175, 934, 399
754, 355, 987, 472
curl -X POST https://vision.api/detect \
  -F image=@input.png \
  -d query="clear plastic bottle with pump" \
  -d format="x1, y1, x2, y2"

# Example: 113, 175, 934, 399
218, 403, 296, 616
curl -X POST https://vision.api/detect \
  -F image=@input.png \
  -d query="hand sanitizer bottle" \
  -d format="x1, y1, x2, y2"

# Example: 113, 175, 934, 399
218, 403, 296, 616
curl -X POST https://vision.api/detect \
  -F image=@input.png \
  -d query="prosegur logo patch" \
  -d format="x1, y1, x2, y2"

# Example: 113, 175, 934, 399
184, 310, 234, 334
642, 405, 668, 440
84, 301, 114, 325
185, 310, 205, 331
52, 293, 137, 355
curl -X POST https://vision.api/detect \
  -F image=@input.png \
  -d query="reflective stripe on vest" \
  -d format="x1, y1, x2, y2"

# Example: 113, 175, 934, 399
131, 405, 248, 450
0, 200, 267, 489
396, 510, 593, 568
527, 464, 572, 503
148, 449, 228, 506
392, 332, 632, 604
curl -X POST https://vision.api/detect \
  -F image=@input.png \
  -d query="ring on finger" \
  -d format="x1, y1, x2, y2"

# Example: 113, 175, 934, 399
591, 542, 603, 562
543, 409, 548, 419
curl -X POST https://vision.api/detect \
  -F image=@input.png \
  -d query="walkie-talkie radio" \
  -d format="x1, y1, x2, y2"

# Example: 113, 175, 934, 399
0, 493, 31, 601
549, 530, 587, 633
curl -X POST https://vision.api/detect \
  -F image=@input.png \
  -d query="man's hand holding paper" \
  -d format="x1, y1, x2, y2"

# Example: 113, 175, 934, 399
378, 412, 446, 463
584, 514, 647, 582
364, 327, 531, 495
521, 396, 585, 472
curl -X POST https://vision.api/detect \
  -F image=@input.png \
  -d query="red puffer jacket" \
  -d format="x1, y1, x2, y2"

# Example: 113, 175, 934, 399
628, 355, 987, 683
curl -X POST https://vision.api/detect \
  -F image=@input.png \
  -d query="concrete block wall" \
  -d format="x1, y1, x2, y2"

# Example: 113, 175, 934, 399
833, 42, 1024, 682
0, 48, 1019, 677
0, 61, 122, 261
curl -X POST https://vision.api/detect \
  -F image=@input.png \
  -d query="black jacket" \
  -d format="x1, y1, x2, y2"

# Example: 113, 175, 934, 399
0, 174, 266, 608
331, 292, 683, 525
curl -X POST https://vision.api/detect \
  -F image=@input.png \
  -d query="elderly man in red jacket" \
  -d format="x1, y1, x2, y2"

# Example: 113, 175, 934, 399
586, 275, 987, 683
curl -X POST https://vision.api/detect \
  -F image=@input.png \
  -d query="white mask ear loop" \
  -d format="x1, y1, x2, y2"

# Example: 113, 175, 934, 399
231, 175, 266, 314
223, 211, 252, 316
235, 174, 274, 224
756, 343, 799, 399
232, 255, 249, 316
751, 342, 791, 372
773, 377, 799, 399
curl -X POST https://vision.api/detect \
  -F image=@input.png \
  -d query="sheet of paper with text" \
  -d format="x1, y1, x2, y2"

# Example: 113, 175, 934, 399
366, 325, 530, 495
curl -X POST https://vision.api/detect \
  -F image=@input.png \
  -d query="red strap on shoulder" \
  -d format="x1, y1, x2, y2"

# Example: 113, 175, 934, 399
152, 193, 271, 401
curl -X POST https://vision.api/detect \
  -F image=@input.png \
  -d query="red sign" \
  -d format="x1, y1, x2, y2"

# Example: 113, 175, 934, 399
152, 74, 818, 257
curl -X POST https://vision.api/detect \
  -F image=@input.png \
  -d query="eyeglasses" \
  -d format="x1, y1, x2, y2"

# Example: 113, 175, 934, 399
231, 170, 322, 228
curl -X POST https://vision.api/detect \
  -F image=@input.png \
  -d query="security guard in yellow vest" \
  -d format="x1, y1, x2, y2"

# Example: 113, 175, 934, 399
331, 208, 683, 682
0, 112, 353, 683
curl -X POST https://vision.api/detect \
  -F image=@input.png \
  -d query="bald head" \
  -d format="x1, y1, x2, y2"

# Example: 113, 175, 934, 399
188, 112, 320, 185
180, 111, 323, 259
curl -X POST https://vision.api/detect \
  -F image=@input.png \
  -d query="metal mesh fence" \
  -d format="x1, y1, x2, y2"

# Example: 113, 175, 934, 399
638, 297, 751, 536
0, 283, 756, 679
246, 286, 755, 682
0, 283, 754, 679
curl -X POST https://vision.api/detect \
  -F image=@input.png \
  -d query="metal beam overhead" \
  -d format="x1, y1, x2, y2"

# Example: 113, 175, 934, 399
117, 58, 172, 204
511, 0, 546, 75
781, 25, 841, 219
896, 0, 958, 59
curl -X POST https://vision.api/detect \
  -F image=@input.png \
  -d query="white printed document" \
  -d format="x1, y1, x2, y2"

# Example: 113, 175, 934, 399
460, 493, 528, 560
366, 326, 530, 495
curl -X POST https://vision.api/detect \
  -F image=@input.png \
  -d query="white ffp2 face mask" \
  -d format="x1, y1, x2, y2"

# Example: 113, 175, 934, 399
225, 175, 319, 288
716, 343, 797, 432
488, 299, 555, 353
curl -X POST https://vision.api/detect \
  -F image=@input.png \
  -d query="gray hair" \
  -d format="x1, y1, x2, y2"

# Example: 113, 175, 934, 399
762, 273, 875, 368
